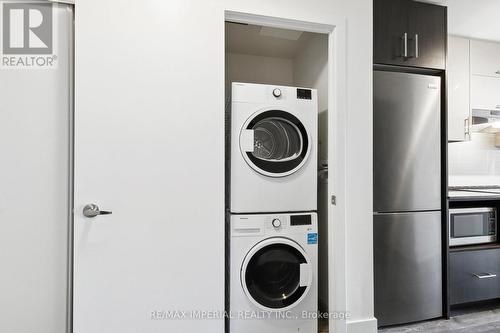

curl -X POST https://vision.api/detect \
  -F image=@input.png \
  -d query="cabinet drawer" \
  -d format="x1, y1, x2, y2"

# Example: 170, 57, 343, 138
450, 249, 500, 305
471, 75, 500, 111
471, 40, 500, 78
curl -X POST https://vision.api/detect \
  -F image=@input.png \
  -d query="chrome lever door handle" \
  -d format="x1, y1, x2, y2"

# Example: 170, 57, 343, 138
83, 204, 112, 218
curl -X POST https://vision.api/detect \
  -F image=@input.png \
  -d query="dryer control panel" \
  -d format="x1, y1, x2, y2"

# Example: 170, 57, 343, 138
297, 88, 312, 100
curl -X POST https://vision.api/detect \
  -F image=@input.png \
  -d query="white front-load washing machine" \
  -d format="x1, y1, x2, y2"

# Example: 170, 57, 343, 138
230, 82, 318, 213
229, 212, 318, 333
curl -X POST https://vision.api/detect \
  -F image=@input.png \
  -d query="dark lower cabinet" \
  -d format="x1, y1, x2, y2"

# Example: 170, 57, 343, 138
374, 0, 446, 69
450, 249, 500, 305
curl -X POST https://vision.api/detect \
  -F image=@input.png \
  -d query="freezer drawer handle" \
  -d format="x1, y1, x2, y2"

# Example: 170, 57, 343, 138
473, 272, 497, 280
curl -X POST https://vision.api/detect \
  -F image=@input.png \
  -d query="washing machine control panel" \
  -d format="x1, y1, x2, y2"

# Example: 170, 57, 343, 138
264, 214, 316, 234
231, 214, 317, 237
271, 218, 282, 228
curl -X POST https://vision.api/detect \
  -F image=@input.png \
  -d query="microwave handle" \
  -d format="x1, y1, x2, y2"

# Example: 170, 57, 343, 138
473, 272, 497, 279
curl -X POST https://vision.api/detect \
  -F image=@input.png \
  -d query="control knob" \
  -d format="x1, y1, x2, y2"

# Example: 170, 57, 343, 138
272, 88, 282, 98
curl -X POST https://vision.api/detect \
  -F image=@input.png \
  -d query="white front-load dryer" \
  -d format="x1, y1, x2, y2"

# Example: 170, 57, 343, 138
230, 82, 318, 213
229, 212, 318, 333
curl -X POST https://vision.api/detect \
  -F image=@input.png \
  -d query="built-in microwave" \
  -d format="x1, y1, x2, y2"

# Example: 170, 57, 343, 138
449, 207, 497, 247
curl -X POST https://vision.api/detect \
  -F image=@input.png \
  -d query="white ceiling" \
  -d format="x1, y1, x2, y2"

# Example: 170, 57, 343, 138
225, 22, 316, 58
447, 0, 500, 42
413, 0, 500, 42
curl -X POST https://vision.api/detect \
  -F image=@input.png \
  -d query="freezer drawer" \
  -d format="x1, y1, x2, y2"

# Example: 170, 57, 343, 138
374, 211, 443, 326
450, 249, 500, 305
374, 71, 441, 213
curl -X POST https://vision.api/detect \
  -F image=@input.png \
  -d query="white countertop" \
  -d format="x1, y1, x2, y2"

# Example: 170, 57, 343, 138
448, 175, 500, 199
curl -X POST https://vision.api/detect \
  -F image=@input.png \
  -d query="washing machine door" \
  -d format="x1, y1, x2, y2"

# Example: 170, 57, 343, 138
240, 109, 310, 177
241, 237, 312, 311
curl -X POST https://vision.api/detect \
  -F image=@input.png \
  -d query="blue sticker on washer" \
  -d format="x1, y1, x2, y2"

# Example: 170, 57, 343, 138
307, 233, 318, 244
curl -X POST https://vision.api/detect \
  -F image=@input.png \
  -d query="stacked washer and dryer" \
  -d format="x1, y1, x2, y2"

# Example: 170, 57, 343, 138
227, 82, 319, 333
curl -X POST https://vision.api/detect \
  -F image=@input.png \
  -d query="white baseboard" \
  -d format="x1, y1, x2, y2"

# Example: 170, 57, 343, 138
347, 317, 378, 333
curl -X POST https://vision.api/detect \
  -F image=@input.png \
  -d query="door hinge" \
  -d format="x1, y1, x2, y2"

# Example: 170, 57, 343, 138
331, 195, 336, 205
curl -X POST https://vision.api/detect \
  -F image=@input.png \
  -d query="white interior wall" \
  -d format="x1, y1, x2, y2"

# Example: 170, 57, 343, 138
293, 33, 329, 162
225, 52, 294, 97
75, 0, 374, 332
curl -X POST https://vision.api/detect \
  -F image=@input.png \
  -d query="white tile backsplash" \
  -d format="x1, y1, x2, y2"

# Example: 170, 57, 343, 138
448, 133, 500, 186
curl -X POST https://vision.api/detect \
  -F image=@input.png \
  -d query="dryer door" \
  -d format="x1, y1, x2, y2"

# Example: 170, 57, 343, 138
240, 109, 310, 177
241, 237, 312, 311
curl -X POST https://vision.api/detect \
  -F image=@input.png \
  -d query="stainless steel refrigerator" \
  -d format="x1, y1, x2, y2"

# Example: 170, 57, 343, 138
373, 70, 442, 327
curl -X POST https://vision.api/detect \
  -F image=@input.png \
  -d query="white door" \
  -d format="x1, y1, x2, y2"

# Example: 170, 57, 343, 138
72, 2, 224, 333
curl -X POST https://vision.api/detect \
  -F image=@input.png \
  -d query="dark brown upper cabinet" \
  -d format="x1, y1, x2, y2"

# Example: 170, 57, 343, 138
374, 0, 446, 70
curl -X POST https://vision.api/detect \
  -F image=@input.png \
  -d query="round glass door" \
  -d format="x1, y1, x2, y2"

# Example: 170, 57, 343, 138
241, 238, 312, 310
240, 110, 310, 177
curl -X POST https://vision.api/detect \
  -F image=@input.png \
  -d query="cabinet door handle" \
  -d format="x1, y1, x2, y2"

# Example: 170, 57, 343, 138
473, 273, 497, 279
464, 118, 470, 140
402, 33, 408, 58
414, 34, 419, 58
